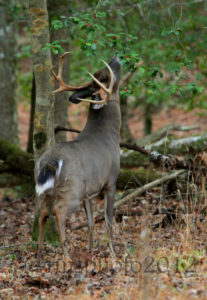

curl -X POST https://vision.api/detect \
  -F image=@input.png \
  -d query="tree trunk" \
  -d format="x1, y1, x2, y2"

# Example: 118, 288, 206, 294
30, 0, 55, 159
143, 101, 153, 136
48, 0, 70, 143
27, 73, 36, 153
29, 0, 57, 243
0, 0, 18, 144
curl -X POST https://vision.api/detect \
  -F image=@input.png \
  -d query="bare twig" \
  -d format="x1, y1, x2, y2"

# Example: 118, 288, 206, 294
54, 126, 81, 134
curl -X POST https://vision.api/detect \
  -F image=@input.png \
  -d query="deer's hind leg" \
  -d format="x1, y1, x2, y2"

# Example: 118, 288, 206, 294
54, 204, 69, 258
37, 207, 49, 261
104, 185, 116, 256
83, 198, 94, 252
54, 187, 82, 258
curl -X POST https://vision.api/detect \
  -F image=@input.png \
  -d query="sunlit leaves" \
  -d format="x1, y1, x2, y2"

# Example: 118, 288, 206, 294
42, 40, 67, 54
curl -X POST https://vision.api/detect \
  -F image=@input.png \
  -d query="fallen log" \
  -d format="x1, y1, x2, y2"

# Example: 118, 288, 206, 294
121, 134, 207, 168
120, 143, 207, 173
0, 173, 34, 197
0, 138, 34, 176
146, 134, 207, 156
137, 124, 199, 147
117, 168, 162, 190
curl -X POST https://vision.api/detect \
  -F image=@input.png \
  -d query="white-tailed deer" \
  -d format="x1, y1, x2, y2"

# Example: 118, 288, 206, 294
35, 52, 121, 258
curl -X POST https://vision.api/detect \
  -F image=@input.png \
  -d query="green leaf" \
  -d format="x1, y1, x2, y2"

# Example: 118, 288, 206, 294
91, 43, 97, 50
52, 48, 59, 54
196, 73, 202, 80
51, 20, 63, 30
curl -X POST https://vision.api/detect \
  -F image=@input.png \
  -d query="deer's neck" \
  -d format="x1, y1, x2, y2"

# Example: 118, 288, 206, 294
80, 98, 121, 141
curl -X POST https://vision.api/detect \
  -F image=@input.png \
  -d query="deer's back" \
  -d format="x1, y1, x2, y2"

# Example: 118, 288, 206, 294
35, 133, 120, 198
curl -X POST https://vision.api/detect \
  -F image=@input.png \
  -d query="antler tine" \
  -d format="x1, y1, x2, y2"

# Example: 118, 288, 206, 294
51, 51, 92, 94
87, 72, 109, 94
57, 51, 70, 80
102, 60, 114, 93
77, 61, 114, 104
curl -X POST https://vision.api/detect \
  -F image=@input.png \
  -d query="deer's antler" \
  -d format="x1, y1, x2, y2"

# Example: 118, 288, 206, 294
77, 60, 114, 104
51, 52, 92, 93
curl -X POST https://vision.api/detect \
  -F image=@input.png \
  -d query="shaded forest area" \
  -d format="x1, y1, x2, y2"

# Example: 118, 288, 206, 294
1, 0, 207, 299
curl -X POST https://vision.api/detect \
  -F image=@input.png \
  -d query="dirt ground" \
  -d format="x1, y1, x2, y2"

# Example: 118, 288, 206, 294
0, 104, 207, 299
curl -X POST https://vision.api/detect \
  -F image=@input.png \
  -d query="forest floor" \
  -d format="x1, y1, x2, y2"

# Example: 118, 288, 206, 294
0, 105, 207, 299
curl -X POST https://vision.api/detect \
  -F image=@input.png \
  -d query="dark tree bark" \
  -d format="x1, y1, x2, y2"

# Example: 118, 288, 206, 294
143, 101, 153, 136
30, 0, 55, 160
48, 0, 70, 143
0, 0, 18, 144
30, 0, 57, 243
27, 73, 36, 153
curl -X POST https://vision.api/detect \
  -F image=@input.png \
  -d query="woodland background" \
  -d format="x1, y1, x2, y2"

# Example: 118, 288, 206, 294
1, 0, 207, 299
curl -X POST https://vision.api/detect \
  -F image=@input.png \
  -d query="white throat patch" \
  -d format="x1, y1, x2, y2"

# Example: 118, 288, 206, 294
92, 103, 106, 110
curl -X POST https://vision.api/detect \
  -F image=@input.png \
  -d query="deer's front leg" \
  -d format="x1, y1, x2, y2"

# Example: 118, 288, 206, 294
83, 198, 94, 252
104, 186, 116, 256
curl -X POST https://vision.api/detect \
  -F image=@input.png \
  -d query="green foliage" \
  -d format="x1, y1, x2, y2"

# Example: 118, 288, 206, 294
43, 40, 67, 54
17, 71, 32, 105
15, 0, 207, 112
7, 0, 28, 20
45, 0, 207, 112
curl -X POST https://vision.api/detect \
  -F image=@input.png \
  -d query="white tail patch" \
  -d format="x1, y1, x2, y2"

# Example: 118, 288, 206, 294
36, 159, 63, 196
56, 159, 63, 178
36, 178, 55, 196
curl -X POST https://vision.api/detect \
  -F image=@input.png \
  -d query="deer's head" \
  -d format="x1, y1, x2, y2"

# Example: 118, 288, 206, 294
51, 53, 121, 110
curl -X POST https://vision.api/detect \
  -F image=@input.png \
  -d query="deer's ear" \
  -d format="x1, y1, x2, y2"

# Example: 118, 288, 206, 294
69, 87, 95, 104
